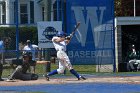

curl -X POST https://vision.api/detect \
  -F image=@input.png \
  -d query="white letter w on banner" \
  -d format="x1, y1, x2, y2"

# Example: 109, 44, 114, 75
72, 6, 106, 47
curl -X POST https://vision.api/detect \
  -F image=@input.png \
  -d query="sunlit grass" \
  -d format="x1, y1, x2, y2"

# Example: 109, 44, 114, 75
2, 63, 140, 78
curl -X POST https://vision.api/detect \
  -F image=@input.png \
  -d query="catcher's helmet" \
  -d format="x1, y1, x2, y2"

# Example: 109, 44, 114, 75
56, 31, 66, 37
22, 52, 32, 57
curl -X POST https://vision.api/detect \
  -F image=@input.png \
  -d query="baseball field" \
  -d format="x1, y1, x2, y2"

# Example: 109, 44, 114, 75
0, 72, 140, 93
0, 63, 140, 93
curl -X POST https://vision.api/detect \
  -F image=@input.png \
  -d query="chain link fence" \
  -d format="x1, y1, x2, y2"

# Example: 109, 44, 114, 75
2, 27, 118, 80
0, 26, 114, 79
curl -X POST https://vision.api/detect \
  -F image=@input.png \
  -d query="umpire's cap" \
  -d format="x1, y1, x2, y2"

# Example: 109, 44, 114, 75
26, 40, 31, 43
56, 31, 66, 37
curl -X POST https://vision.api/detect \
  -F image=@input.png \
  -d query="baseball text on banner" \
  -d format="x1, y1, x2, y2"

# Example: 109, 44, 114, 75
66, 0, 114, 65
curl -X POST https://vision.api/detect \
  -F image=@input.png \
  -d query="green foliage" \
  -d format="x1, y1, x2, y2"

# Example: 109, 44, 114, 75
19, 26, 38, 44
115, 0, 136, 16
0, 26, 38, 50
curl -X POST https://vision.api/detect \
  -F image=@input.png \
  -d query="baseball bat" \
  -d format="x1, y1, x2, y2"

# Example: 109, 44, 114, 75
71, 22, 81, 36
65, 22, 81, 40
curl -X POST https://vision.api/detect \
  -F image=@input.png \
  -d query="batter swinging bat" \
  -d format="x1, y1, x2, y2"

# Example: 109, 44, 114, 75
66, 22, 81, 40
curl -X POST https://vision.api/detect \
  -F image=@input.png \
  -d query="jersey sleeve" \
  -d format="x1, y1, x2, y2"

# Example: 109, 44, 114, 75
23, 46, 26, 50
52, 36, 58, 42
32, 45, 38, 48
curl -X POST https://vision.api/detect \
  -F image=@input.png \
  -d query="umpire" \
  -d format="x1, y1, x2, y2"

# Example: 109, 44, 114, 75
23, 40, 38, 74
6, 52, 38, 81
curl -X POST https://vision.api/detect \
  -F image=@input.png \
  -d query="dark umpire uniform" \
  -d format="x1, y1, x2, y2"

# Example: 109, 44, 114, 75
6, 52, 38, 81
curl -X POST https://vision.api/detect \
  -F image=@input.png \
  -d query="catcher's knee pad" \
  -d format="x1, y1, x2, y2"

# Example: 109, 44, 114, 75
15, 66, 22, 71
31, 74, 38, 80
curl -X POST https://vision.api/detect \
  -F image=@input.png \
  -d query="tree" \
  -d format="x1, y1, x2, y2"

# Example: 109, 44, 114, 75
115, 0, 135, 16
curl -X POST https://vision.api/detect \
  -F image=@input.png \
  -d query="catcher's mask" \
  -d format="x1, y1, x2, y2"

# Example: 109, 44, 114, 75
23, 52, 32, 57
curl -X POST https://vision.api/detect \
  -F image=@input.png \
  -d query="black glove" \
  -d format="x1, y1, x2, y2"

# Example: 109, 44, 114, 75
65, 34, 73, 40
65, 36, 71, 40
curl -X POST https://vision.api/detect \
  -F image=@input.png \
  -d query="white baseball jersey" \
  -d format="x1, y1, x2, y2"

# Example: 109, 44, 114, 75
52, 36, 66, 51
52, 36, 73, 74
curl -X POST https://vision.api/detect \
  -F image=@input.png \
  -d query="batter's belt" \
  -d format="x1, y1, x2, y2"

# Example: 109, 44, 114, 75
56, 49, 65, 52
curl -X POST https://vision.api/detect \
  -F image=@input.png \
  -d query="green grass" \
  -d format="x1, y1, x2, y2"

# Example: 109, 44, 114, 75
2, 63, 96, 78
2, 63, 140, 78
35, 64, 96, 76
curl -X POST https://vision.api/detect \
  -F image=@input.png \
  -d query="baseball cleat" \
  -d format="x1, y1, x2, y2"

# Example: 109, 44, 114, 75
0, 78, 4, 81
44, 74, 49, 81
78, 76, 86, 80
6, 78, 15, 82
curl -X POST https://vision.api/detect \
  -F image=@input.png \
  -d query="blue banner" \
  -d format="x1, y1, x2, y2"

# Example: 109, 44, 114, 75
66, 0, 114, 65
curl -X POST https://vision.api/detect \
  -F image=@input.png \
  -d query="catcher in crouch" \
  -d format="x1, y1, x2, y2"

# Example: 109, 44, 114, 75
6, 52, 38, 81
44, 31, 86, 81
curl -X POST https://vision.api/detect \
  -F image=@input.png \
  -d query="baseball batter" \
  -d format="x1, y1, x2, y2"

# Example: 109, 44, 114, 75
44, 31, 86, 81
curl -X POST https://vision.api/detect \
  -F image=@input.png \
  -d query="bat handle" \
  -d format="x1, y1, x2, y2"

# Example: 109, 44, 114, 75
70, 34, 73, 37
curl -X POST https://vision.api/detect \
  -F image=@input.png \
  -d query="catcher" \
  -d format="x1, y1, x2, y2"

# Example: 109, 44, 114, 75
6, 52, 38, 81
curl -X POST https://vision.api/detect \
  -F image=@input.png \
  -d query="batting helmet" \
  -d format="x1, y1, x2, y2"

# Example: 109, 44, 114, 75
56, 31, 66, 37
